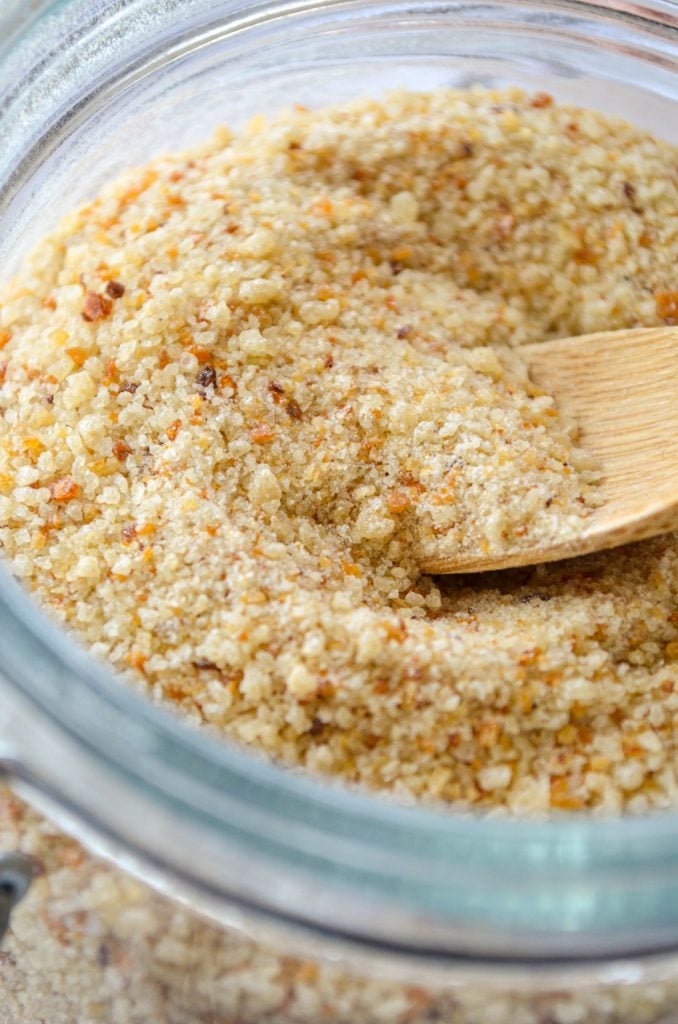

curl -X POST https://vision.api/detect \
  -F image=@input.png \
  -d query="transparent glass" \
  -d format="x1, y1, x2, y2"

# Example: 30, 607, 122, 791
0, 0, 677, 1004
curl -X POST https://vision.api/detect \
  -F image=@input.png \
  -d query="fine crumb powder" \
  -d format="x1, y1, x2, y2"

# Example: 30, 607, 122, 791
0, 88, 677, 815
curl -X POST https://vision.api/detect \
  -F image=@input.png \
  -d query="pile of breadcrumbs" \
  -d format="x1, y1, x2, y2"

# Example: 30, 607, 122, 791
0, 88, 676, 814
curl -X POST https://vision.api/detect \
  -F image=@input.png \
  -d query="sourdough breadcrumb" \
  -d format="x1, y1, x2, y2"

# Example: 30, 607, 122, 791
0, 88, 677, 814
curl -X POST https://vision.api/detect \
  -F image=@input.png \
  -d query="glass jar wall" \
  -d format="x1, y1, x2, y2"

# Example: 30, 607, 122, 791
0, 2, 677, 1021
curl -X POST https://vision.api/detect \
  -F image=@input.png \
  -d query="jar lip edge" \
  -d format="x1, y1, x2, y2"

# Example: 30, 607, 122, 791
1, 0, 677, 61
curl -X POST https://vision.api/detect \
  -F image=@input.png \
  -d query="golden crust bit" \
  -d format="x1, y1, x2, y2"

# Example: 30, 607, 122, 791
66, 346, 90, 368
655, 290, 678, 323
112, 440, 132, 461
49, 476, 79, 503
250, 423, 276, 445
386, 491, 411, 514
105, 279, 125, 299
82, 290, 112, 322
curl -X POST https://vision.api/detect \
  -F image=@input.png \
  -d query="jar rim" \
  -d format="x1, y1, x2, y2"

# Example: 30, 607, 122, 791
1, 0, 677, 969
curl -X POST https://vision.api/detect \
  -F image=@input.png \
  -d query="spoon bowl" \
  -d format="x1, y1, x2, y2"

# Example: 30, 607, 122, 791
418, 326, 678, 575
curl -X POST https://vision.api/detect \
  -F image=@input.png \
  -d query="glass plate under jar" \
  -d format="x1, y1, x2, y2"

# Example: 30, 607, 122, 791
0, 2, 677, 1022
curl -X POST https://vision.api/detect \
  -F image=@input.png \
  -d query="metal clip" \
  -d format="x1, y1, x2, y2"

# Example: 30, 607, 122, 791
0, 852, 33, 946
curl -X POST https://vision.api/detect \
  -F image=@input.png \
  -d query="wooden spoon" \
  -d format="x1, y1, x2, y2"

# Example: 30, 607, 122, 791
418, 326, 678, 575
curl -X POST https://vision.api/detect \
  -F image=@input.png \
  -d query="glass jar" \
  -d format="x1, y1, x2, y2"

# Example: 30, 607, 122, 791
0, 1, 677, 1021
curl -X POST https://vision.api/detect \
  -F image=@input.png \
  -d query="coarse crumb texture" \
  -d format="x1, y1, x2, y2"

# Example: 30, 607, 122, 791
5, 786, 678, 1024
0, 88, 677, 815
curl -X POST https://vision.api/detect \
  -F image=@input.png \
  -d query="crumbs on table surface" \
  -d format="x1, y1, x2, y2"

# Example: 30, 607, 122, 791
0, 87, 677, 815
